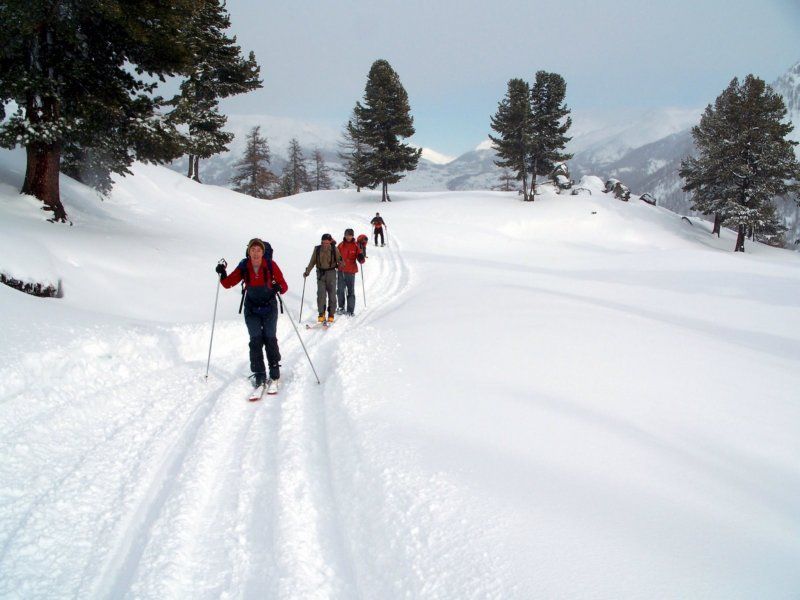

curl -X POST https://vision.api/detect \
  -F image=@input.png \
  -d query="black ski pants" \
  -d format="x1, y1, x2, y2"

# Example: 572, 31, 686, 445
374, 228, 384, 246
244, 305, 281, 380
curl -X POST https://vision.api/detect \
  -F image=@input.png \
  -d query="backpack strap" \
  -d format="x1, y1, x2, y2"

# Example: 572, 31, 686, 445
237, 258, 248, 314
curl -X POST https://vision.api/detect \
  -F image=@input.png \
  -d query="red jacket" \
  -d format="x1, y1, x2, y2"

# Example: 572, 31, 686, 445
222, 259, 288, 294
337, 240, 365, 274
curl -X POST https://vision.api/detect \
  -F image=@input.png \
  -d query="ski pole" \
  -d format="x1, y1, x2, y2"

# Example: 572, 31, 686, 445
299, 276, 307, 322
277, 292, 321, 384
384, 225, 389, 245
205, 258, 227, 381
360, 263, 367, 308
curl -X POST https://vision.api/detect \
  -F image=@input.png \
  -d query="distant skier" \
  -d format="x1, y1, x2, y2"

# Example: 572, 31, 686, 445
303, 233, 342, 324
371, 212, 387, 246
215, 238, 288, 394
337, 228, 366, 315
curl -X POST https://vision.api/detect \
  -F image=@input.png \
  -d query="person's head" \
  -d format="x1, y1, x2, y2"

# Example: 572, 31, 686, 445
247, 238, 265, 261
344, 228, 354, 240
375, 212, 380, 216
321, 233, 333, 246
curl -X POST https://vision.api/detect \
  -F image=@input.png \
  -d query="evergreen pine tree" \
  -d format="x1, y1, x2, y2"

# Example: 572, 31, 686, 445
283, 138, 309, 195
529, 71, 573, 198
338, 109, 372, 192
167, 0, 261, 182
489, 79, 534, 201
680, 75, 800, 251
311, 149, 334, 190
230, 126, 276, 199
355, 60, 421, 202
0, 0, 195, 221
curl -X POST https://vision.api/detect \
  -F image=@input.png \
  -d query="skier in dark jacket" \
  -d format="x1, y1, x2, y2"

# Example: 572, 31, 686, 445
337, 228, 366, 315
370, 212, 386, 246
215, 238, 288, 392
303, 233, 342, 323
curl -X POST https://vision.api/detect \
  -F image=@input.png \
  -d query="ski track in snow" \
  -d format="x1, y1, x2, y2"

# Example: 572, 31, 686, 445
0, 223, 414, 599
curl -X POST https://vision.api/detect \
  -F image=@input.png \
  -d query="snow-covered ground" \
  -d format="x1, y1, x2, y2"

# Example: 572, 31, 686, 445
1, 149, 800, 599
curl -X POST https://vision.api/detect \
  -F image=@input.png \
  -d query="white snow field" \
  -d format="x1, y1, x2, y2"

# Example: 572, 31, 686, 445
1, 148, 800, 599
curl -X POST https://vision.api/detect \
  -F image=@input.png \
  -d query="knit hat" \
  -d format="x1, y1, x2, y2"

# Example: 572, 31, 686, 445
344, 228, 354, 236
247, 238, 266, 253
321, 233, 333, 242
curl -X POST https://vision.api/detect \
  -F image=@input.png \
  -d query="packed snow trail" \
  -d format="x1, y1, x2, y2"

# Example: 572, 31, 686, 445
41, 232, 411, 599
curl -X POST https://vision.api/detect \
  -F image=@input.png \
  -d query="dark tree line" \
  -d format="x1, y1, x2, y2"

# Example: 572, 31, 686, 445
339, 60, 421, 201
0, 0, 261, 222
489, 71, 572, 201
680, 75, 800, 252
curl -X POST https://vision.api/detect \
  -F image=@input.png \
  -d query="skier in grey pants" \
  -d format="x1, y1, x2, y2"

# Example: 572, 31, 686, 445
303, 233, 342, 323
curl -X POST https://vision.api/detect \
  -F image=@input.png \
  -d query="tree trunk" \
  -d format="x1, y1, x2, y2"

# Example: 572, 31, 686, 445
521, 172, 530, 201
712, 213, 722, 236
381, 181, 387, 202
734, 224, 746, 252
529, 159, 538, 200
192, 155, 201, 182
21, 92, 66, 222
22, 140, 65, 221
187, 154, 194, 178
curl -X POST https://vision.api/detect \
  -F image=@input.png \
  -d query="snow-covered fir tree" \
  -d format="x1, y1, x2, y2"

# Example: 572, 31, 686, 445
230, 126, 276, 199
0, 0, 195, 220
167, 0, 261, 183
355, 60, 421, 202
680, 75, 800, 251
489, 79, 534, 200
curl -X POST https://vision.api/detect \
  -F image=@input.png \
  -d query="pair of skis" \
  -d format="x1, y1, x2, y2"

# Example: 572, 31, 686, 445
248, 380, 278, 402
305, 321, 334, 330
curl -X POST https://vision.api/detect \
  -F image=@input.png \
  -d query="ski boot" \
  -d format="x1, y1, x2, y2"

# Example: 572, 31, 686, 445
250, 372, 267, 388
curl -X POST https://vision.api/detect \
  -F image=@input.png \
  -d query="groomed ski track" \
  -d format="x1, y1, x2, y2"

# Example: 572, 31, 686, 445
0, 226, 419, 599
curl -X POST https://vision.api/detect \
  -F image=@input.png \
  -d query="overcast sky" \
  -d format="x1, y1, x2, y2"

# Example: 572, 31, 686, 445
219, 0, 800, 156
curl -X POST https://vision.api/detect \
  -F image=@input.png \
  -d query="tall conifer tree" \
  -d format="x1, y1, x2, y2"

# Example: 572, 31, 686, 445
489, 79, 534, 200
529, 71, 573, 198
168, 0, 261, 182
311, 149, 333, 190
355, 60, 421, 202
0, 0, 195, 221
284, 138, 309, 195
230, 126, 276, 199
680, 75, 800, 251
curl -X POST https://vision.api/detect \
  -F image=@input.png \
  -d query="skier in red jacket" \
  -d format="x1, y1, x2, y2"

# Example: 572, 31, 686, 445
336, 228, 366, 315
215, 238, 288, 393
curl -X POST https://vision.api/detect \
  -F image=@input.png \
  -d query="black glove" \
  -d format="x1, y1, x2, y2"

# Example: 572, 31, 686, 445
272, 281, 281, 295
215, 264, 227, 279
